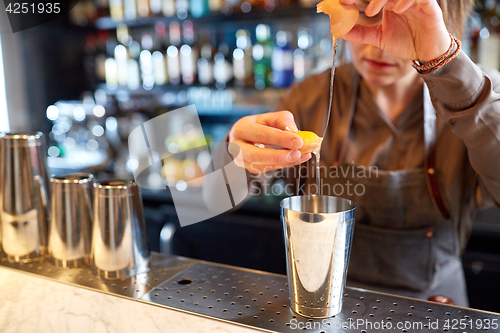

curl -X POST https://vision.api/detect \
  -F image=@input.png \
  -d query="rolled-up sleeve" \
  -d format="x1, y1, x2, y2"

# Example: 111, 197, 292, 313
422, 51, 500, 205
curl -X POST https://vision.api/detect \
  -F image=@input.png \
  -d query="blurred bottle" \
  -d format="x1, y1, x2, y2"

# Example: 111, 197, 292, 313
223, 0, 239, 13
208, 0, 224, 13
257, 0, 275, 12
478, 27, 500, 69
233, 29, 254, 87
253, 24, 273, 90
70, 0, 99, 25
299, 0, 316, 8
481, 0, 500, 33
475, 1, 500, 69
127, 40, 142, 90
213, 42, 234, 89
140, 32, 155, 89
109, 0, 124, 20
114, 44, 127, 87
137, 0, 150, 17
141, 32, 154, 54
197, 30, 215, 85
150, 0, 162, 15
115, 25, 140, 89
94, 0, 111, 17
116, 23, 133, 45
123, 0, 137, 20
191, 0, 209, 17
105, 37, 118, 89
162, 0, 176, 16
272, 31, 294, 88
238, 0, 254, 13
114, 32, 129, 87
180, 21, 198, 85
176, 0, 190, 18
167, 21, 182, 85
463, 12, 480, 62
115, 25, 139, 89
293, 27, 314, 81
152, 22, 169, 85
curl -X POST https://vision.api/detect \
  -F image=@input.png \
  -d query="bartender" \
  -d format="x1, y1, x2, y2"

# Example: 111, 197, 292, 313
224, 0, 500, 307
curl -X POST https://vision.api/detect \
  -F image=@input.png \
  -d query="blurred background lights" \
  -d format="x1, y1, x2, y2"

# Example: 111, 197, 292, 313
241, 2, 251, 13
180, 44, 191, 56
165, 176, 176, 186
74, 107, 86, 121
46, 105, 59, 121
92, 125, 105, 137
52, 124, 64, 135
126, 157, 139, 171
93, 105, 106, 117
177, 8, 188, 19
168, 143, 179, 153
233, 48, 244, 60
143, 76, 155, 90
197, 151, 211, 171
48, 146, 60, 157
87, 139, 98, 150
176, 180, 187, 191
480, 27, 490, 39
60, 120, 71, 133
183, 123, 194, 133
106, 117, 118, 131
148, 173, 164, 186
151, 151, 161, 163
184, 166, 195, 178
63, 137, 76, 148
167, 45, 178, 57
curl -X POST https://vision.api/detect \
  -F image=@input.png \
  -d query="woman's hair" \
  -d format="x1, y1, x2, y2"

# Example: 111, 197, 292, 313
438, 0, 476, 40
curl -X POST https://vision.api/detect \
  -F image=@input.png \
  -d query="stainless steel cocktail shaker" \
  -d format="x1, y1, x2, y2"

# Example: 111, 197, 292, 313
0, 131, 4, 251
92, 180, 149, 278
0, 132, 50, 262
49, 173, 94, 267
281, 195, 356, 318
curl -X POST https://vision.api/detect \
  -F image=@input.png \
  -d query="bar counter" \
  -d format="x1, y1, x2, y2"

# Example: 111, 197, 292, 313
0, 266, 255, 333
1, 252, 499, 333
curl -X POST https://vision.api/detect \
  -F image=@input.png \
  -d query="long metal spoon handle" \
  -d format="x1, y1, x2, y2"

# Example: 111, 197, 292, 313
322, 39, 338, 139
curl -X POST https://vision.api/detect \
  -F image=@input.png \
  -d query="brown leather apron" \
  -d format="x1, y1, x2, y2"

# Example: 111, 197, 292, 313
298, 73, 469, 306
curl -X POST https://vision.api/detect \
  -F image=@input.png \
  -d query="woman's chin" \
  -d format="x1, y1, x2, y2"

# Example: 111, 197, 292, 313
362, 73, 398, 87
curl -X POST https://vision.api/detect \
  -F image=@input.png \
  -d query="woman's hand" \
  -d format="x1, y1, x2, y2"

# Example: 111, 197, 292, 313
341, 0, 451, 63
228, 111, 312, 174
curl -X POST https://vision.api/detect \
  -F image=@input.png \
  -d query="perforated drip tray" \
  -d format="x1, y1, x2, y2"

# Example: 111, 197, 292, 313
1, 253, 499, 332
0, 252, 193, 299
141, 262, 500, 333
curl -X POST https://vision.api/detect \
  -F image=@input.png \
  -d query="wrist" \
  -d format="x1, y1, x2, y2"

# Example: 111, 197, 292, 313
418, 32, 452, 63
412, 34, 461, 75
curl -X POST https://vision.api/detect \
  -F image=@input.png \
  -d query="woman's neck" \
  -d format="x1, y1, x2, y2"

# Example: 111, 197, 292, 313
364, 72, 423, 122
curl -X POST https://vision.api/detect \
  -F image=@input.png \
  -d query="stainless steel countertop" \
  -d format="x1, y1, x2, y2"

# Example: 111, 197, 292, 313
1, 252, 499, 332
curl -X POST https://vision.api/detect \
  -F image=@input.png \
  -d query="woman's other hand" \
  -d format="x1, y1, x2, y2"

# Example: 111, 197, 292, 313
228, 111, 312, 174
340, 0, 451, 63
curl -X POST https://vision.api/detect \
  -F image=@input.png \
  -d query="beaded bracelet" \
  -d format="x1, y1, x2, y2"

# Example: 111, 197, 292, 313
412, 34, 462, 75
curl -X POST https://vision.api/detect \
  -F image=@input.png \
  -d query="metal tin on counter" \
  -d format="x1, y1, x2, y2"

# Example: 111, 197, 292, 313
0, 132, 50, 262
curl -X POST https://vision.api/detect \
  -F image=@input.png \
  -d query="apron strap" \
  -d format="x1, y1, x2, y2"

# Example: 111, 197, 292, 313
332, 75, 451, 219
